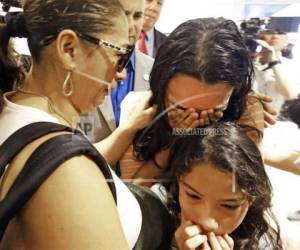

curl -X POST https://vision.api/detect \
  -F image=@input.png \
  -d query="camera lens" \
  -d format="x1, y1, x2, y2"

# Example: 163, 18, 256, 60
245, 38, 258, 54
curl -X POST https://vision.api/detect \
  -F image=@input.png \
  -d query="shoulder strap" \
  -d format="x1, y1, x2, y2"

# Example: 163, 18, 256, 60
0, 133, 116, 239
0, 122, 77, 177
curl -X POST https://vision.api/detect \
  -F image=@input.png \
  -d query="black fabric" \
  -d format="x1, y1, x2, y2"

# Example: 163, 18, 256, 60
0, 122, 75, 177
0, 122, 116, 240
153, 28, 167, 58
128, 184, 174, 250
0, 122, 174, 249
5, 12, 28, 38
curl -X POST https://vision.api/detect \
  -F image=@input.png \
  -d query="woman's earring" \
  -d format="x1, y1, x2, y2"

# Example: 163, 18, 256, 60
62, 70, 74, 97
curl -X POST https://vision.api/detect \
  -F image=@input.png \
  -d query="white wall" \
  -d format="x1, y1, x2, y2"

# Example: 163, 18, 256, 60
156, 0, 246, 34
156, 0, 300, 33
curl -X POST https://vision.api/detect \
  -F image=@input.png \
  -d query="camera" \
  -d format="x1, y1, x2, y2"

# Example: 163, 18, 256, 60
0, 0, 22, 12
240, 18, 267, 54
244, 36, 263, 54
240, 18, 265, 35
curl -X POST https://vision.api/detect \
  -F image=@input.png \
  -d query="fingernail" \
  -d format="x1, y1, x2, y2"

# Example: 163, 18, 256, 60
186, 235, 207, 248
185, 225, 200, 236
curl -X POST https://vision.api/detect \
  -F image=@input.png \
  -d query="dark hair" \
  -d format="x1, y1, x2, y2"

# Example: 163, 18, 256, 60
161, 123, 282, 250
286, 96, 300, 129
134, 18, 254, 161
0, 0, 125, 112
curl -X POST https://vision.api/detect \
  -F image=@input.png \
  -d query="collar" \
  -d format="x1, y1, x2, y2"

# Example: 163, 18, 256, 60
127, 52, 136, 71
145, 28, 154, 41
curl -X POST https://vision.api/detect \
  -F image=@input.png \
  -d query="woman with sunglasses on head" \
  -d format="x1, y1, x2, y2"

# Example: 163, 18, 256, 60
0, 0, 159, 249
121, 18, 273, 182
161, 123, 283, 250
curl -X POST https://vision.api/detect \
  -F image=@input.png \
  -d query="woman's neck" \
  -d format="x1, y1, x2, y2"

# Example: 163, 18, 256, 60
14, 66, 80, 127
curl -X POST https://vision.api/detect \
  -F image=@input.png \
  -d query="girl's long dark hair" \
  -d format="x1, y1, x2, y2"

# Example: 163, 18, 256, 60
133, 18, 254, 161
161, 123, 282, 250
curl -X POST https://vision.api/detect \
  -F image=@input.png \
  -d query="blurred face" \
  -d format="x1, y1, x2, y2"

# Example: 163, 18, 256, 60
119, 0, 145, 44
143, 0, 164, 32
71, 15, 130, 113
166, 74, 234, 114
260, 33, 288, 52
179, 162, 250, 235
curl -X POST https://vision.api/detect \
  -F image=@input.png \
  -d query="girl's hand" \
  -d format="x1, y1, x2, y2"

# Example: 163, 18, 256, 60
175, 219, 207, 250
168, 107, 224, 129
202, 233, 234, 250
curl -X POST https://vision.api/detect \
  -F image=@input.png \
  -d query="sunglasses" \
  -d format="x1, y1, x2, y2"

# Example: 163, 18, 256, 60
76, 32, 134, 73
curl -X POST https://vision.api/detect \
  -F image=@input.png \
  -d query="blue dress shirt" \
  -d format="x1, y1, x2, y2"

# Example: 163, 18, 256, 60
111, 53, 136, 127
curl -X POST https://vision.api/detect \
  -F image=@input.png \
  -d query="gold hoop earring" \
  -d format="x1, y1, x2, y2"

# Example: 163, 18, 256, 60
62, 71, 74, 97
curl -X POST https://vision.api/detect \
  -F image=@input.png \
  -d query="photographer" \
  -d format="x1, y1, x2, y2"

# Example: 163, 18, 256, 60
252, 32, 300, 115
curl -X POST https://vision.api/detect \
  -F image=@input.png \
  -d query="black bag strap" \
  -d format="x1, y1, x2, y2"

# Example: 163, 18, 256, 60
0, 122, 77, 177
0, 123, 116, 240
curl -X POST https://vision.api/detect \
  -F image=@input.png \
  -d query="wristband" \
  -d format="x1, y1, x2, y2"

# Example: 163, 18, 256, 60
262, 60, 281, 71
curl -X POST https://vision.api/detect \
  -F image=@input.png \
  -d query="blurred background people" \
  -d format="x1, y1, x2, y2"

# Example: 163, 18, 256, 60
252, 31, 300, 116
138, 0, 167, 58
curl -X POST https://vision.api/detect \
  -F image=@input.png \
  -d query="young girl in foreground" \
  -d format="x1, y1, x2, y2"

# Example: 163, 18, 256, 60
161, 123, 282, 250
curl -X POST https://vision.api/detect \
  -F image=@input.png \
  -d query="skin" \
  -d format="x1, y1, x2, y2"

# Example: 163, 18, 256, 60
176, 162, 250, 250
1, 14, 132, 250
94, 0, 157, 167
131, 74, 234, 183
12, 15, 129, 122
167, 74, 233, 111
119, 0, 146, 44
142, 0, 164, 32
179, 162, 250, 235
166, 74, 234, 128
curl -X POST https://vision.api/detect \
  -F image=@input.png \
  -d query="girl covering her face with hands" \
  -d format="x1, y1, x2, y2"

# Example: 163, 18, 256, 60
121, 18, 272, 182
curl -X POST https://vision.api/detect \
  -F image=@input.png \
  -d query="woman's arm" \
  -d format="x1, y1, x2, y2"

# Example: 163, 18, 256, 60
264, 149, 300, 175
0, 133, 130, 250
94, 91, 156, 167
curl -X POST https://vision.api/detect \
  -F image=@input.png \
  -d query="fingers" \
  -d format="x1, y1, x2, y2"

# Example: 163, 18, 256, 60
168, 108, 199, 129
175, 220, 207, 250
168, 107, 224, 129
140, 90, 153, 105
184, 235, 207, 250
208, 232, 222, 250
253, 92, 273, 103
185, 225, 201, 238
223, 234, 234, 249
207, 233, 234, 250
199, 110, 209, 126
264, 112, 276, 128
262, 102, 277, 116
202, 241, 211, 250
217, 236, 231, 250
168, 109, 191, 127
207, 109, 223, 122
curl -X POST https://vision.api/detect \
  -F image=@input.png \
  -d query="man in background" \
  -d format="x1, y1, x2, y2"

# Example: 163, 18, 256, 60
80, 0, 154, 144
138, 0, 167, 58
253, 32, 300, 115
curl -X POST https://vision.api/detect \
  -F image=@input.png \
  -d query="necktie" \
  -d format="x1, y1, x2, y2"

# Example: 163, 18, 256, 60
139, 31, 148, 55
